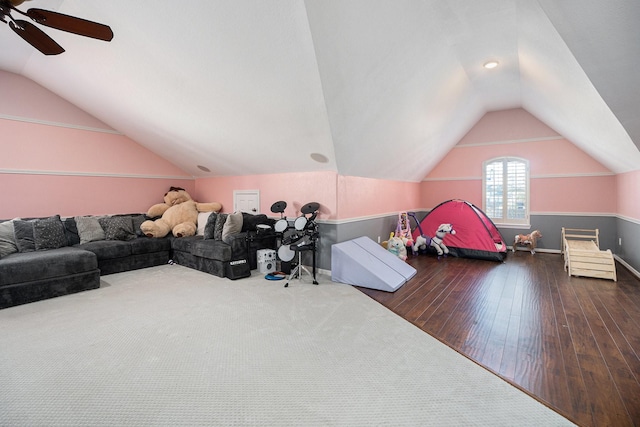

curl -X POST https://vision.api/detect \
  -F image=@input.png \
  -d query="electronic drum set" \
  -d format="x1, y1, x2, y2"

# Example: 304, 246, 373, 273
270, 200, 320, 286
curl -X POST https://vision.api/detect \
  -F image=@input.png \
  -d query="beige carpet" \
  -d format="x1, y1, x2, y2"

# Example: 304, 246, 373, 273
0, 264, 574, 426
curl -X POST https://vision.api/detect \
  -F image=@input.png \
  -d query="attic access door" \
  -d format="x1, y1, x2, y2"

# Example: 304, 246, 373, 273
233, 190, 260, 214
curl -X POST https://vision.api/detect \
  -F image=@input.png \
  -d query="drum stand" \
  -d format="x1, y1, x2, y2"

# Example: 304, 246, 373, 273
284, 229, 319, 288
285, 249, 314, 286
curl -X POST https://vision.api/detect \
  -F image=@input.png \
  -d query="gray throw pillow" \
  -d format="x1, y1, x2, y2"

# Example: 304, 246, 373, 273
99, 216, 136, 241
213, 213, 227, 241
203, 212, 219, 240
63, 217, 80, 246
0, 219, 19, 258
75, 216, 105, 244
13, 219, 36, 252
131, 214, 147, 237
222, 211, 243, 244
34, 215, 68, 250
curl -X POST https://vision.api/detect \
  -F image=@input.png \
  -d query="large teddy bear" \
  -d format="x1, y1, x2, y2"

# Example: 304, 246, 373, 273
140, 187, 222, 238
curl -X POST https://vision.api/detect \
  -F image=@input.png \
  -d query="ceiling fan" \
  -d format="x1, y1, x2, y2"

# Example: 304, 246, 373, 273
0, 0, 113, 55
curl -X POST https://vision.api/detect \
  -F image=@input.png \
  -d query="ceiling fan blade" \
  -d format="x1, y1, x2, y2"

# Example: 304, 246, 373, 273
9, 19, 65, 55
26, 8, 113, 41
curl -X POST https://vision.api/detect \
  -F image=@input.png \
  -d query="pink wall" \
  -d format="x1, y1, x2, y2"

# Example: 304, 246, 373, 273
0, 71, 193, 219
0, 119, 189, 177
337, 175, 422, 219
421, 180, 482, 209
194, 173, 424, 221
0, 174, 194, 218
195, 171, 338, 220
617, 171, 640, 221
2, 73, 636, 224
531, 176, 616, 214
428, 138, 610, 179
422, 108, 616, 215
0, 71, 112, 129
457, 108, 560, 145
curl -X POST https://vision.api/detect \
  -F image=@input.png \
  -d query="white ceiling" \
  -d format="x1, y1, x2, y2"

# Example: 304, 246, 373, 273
1, 0, 639, 181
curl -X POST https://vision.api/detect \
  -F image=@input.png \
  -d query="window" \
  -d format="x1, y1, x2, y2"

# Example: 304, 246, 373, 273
483, 157, 529, 226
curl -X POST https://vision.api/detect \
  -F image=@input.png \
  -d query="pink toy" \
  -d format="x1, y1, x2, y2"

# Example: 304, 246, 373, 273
395, 212, 414, 249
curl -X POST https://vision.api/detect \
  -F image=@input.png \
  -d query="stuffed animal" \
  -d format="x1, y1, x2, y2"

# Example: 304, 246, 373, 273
513, 230, 542, 254
140, 187, 222, 238
387, 234, 408, 261
430, 223, 456, 257
380, 231, 393, 249
412, 234, 430, 255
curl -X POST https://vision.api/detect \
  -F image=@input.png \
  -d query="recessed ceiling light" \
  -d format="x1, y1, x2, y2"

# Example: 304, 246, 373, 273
483, 61, 499, 69
197, 165, 211, 172
310, 153, 329, 163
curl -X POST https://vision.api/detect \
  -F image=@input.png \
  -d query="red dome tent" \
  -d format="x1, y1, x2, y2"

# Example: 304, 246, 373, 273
412, 199, 507, 262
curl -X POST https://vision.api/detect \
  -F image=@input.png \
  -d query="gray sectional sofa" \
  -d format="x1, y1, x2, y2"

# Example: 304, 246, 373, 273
0, 212, 276, 309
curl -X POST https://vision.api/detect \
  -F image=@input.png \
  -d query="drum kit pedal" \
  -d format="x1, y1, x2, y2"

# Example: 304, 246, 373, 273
270, 200, 320, 286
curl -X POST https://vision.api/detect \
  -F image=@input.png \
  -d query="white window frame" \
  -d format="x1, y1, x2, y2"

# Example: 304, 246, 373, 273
482, 157, 530, 228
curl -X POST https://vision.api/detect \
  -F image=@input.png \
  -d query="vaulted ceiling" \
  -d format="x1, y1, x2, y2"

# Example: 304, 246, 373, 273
1, 0, 639, 181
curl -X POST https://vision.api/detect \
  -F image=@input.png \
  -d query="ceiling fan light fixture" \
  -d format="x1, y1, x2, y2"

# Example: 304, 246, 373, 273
1, 1, 113, 55
483, 60, 499, 69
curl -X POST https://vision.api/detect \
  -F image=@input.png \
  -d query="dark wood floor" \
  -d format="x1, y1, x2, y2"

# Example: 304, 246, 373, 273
356, 251, 640, 427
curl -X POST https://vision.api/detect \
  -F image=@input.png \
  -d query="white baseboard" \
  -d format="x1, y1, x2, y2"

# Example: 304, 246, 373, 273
614, 255, 640, 280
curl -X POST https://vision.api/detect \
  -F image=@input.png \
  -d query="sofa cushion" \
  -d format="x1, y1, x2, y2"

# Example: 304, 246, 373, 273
63, 217, 80, 246
197, 212, 212, 236
77, 240, 132, 260
34, 215, 68, 250
0, 247, 98, 287
99, 216, 137, 241
129, 236, 171, 255
190, 240, 232, 261
203, 212, 219, 240
0, 220, 19, 259
75, 216, 105, 244
13, 219, 36, 252
222, 212, 243, 244
213, 213, 227, 240
170, 235, 200, 253
130, 214, 147, 237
